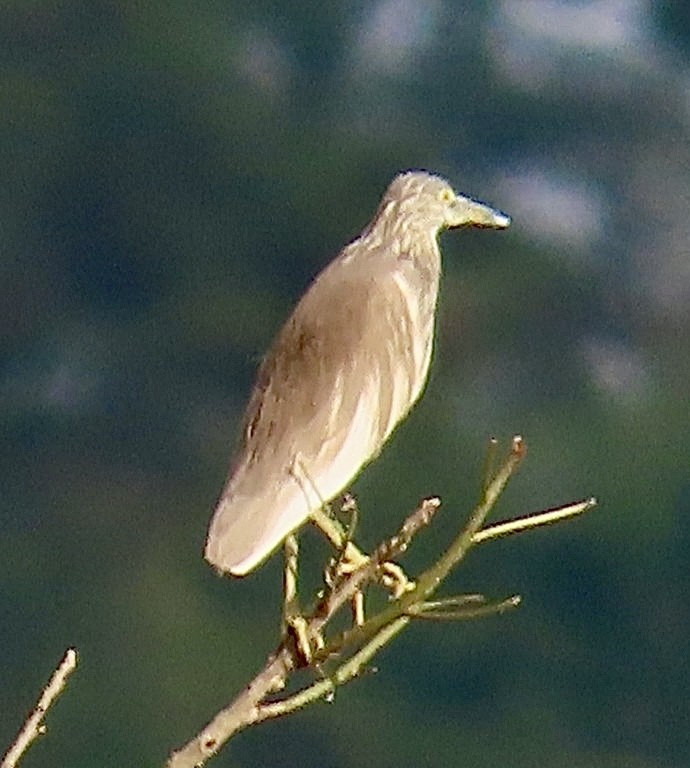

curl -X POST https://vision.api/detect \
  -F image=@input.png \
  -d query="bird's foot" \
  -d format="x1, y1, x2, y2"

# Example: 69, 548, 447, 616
284, 613, 325, 666
325, 541, 415, 625
378, 560, 416, 599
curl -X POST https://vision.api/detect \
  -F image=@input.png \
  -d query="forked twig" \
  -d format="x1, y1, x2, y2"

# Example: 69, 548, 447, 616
166, 436, 596, 768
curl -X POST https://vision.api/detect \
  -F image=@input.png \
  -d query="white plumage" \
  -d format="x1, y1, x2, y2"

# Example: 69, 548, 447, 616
205, 171, 510, 575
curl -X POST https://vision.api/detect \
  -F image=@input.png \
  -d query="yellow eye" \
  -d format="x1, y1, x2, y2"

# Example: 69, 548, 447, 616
440, 189, 454, 203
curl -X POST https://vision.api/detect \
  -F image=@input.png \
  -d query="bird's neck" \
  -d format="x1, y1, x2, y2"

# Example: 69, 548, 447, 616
362, 216, 442, 266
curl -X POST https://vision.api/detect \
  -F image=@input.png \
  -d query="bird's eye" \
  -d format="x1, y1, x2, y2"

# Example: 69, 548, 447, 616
440, 189, 454, 203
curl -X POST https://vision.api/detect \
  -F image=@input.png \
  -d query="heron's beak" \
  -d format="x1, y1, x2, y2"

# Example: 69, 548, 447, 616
448, 195, 511, 230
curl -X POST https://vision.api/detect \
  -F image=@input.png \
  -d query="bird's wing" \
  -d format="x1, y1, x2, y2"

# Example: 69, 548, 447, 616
205, 258, 424, 575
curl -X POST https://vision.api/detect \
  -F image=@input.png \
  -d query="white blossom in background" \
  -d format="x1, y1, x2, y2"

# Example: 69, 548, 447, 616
580, 336, 652, 401
235, 25, 292, 97
489, 0, 655, 89
496, 167, 606, 256
352, 0, 442, 75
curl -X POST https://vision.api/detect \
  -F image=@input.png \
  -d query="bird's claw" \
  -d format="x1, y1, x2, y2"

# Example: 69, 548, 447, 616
284, 614, 325, 666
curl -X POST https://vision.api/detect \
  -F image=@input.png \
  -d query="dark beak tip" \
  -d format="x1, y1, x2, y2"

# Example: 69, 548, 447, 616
470, 211, 511, 230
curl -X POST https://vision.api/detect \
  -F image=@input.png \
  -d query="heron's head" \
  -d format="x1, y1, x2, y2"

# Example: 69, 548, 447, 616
377, 171, 511, 239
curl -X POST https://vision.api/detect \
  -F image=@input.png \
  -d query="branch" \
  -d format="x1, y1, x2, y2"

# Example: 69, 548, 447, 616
166, 436, 597, 767
306, 436, 527, 665
1, 648, 78, 768
472, 497, 597, 544
165, 499, 441, 767
165, 647, 295, 767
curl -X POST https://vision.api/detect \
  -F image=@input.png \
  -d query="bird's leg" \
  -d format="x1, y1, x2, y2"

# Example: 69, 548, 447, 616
291, 458, 367, 575
292, 458, 414, 618
333, 495, 367, 626
332, 495, 414, 598
311, 499, 416, 621
282, 533, 324, 664
297, 488, 366, 626
282, 532, 300, 632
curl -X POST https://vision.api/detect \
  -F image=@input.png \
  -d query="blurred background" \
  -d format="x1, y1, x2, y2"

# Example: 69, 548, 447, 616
2, 1, 689, 766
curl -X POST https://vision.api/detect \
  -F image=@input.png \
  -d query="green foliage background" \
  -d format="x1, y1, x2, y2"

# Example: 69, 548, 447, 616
2, 2, 689, 766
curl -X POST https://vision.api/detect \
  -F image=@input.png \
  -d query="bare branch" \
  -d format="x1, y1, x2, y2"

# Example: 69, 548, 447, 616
166, 436, 595, 767
166, 497, 443, 767
407, 594, 522, 620
166, 648, 295, 768
308, 437, 527, 668
1, 648, 78, 768
472, 497, 597, 545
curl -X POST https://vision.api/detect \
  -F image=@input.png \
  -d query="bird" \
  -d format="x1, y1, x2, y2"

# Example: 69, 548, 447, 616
205, 170, 510, 577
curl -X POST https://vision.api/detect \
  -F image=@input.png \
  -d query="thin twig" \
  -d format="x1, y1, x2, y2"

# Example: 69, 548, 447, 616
310, 437, 526, 666
480, 436, 498, 492
1, 648, 78, 768
257, 615, 410, 721
472, 497, 597, 545
407, 594, 522, 620
310, 497, 441, 637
